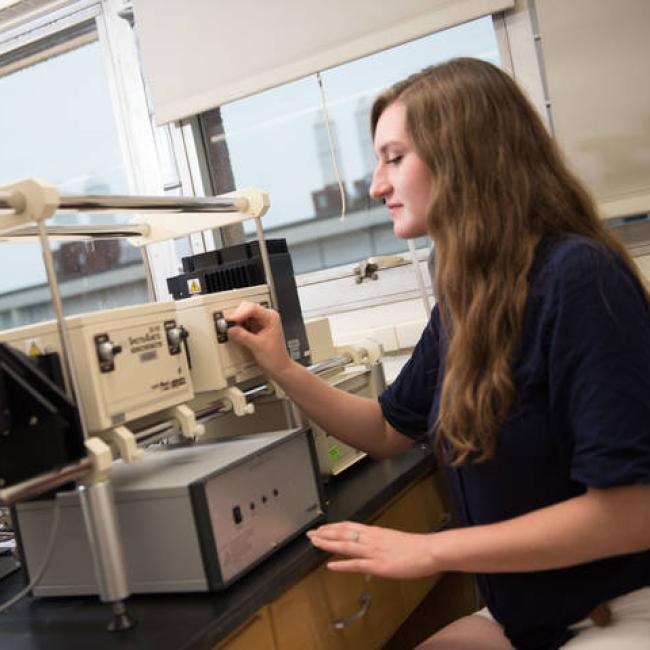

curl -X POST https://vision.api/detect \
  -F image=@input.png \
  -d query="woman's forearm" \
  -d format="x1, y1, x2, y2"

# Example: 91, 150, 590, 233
274, 360, 411, 458
308, 484, 650, 579
432, 484, 650, 573
227, 301, 411, 458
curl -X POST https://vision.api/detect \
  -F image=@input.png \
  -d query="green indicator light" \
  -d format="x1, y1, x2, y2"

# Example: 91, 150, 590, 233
328, 446, 340, 461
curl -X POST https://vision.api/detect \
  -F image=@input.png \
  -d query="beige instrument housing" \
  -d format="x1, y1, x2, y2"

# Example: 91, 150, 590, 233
0, 302, 195, 433
174, 285, 269, 393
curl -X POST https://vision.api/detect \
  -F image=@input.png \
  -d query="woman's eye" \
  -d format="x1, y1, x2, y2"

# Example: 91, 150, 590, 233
386, 155, 403, 165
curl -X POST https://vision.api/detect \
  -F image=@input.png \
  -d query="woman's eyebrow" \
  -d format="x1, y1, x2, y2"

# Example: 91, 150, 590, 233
376, 140, 405, 155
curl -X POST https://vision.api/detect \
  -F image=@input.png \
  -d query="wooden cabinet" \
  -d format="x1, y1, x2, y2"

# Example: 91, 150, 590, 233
318, 564, 406, 650
268, 569, 340, 650
213, 608, 276, 650
382, 473, 447, 612
218, 474, 451, 650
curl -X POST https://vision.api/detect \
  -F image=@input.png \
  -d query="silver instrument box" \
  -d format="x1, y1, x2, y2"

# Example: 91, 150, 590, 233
15, 427, 323, 596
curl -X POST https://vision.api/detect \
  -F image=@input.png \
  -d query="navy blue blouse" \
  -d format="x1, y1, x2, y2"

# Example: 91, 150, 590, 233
379, 234, 650, 649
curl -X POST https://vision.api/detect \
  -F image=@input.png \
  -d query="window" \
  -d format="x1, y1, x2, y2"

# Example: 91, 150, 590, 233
198, 17, 499, 276
0, 18, 149, 329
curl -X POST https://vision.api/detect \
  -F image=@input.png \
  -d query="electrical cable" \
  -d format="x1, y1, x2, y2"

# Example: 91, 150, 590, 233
0, 499, 61, 614
407, 238, 432, 316
315, 71, 347, 222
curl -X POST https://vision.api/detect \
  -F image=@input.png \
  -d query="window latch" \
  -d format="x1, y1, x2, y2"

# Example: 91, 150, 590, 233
353, 255, 408, 283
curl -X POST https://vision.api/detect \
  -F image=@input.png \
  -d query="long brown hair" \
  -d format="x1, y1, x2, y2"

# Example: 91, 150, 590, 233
372, 57, 648, 464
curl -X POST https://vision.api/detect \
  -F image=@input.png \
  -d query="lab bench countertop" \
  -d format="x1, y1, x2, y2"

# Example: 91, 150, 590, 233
0, 444, 435, 650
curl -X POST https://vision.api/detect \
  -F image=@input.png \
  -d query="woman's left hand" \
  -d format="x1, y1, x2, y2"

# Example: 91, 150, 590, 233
306, 521, 438, 579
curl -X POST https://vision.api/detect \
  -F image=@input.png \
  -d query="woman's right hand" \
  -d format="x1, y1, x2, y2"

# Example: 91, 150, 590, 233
227, 301, 293, 380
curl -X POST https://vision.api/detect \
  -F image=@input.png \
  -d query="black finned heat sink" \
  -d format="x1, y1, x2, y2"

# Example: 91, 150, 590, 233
167, 239, 310, 365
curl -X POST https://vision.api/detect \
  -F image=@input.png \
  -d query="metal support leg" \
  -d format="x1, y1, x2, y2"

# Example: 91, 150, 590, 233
78, 480, 136, 632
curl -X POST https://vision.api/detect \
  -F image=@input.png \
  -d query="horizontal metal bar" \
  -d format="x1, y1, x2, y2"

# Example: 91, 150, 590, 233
0, 457, 93, 506
57, 194, 248, 214
307, 353, 353, 375
0, 193, 248, 215
2, 224, 150, 239
134, 353, 353, 444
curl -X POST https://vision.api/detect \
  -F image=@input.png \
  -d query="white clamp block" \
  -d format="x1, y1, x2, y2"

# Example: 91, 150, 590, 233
217, 386, 255, 417
222, 187, 270, 219
83, 437, 114, 485
0, 177, 59, 233
168, 404, 205, 439
103, 426, 144, 463
335, 339, 383, 367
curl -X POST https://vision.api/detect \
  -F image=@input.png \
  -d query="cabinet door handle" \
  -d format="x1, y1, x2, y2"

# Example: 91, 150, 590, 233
332, 592, 372, 629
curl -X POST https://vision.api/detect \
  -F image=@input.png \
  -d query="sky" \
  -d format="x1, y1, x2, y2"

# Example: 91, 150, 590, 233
0, 40, 127, 292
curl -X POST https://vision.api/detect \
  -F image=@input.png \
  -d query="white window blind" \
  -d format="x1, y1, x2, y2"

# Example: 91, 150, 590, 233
132, 0, 513, 125
535, 0, 650, 218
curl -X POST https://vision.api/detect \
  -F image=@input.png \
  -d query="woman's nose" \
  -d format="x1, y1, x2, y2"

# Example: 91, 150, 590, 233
369, 167, 391, 200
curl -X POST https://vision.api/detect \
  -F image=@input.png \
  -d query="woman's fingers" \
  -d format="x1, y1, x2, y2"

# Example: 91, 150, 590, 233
307, 522, 439, 580
230, 300, 266, 322
326, 559, 374, 573
307, 535, 369, 557
308, 522, 364, 541
227, 325, 256, 346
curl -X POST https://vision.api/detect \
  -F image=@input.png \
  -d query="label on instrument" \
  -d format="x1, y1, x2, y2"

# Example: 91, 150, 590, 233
287, 338, 301, 360
187, 278, 202, 294
128, 325, 163, 355
26, 339, 43, 356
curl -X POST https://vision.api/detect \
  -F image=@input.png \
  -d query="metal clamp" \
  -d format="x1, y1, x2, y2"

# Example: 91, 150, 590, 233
353, 255, 408, 283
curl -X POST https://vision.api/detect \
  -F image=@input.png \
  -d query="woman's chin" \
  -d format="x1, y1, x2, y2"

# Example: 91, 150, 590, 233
393, 222, 427, 240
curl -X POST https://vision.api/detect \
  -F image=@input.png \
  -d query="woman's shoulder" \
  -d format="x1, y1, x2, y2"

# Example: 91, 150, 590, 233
541, 233, 611, 270
530, 233, 649, 333
533, 233, 635, 291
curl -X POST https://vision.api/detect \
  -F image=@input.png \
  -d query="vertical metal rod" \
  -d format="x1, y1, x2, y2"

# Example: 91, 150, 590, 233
255, 216, 295, 428
254, 216, 279, 310
407, 239, 431, 316
37, 223, 132, 629
282, 400, 306, 430
140, 245, 157, 302
78, 482, 129, 601
35, 220, 89, 439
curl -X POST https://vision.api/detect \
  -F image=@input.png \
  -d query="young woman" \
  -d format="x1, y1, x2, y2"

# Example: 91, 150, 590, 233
228, 58, 650, 649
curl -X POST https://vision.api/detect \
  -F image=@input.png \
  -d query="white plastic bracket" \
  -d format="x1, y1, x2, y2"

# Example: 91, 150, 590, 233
335, 339, 383, 368
102, 426, 145, 463
0, 177, 59, 234
168, 403, 206, 439
83, 437, 114, 485
216, 386, 255, 417
223, 187, 270, 220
